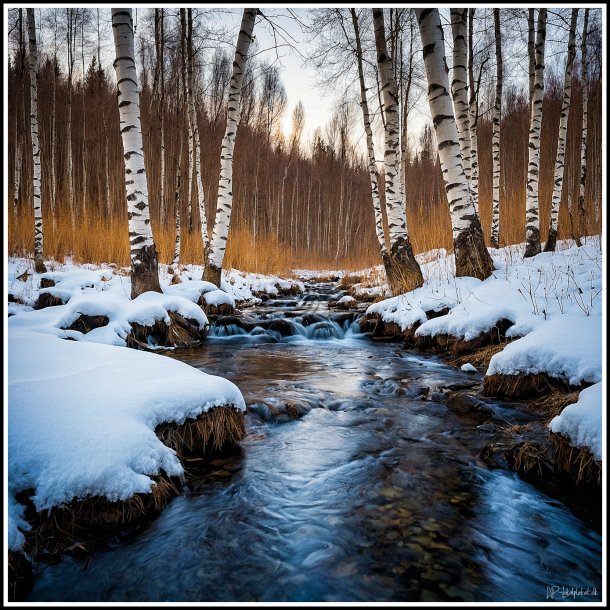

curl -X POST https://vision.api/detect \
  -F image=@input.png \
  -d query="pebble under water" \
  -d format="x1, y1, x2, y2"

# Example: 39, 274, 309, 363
28, 283, 602, 603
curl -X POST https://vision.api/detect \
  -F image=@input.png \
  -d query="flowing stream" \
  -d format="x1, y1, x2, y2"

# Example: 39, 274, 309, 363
28, 283, 602, 603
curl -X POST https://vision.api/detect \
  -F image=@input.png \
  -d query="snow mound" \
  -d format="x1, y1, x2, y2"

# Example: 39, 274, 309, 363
8, 320, 245, 550
550, 383, 602, 461
487, 313, 601, 386
203, 289, 236, 308
53, 290, 208, 347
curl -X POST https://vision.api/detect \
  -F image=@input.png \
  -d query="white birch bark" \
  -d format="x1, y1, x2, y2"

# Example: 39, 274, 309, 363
524, 8, 547, 258
171, 149, 183, 271
203, 8, 257, 287
27, 9, 46, 273
373, 7, 423, 294
14, 9, 24, 216
544, 9, 578, 253
450, 9, 472, 189
111, 8, 161, 298
187, 9, 209, 260
416, 7, 493, 280
14, 138, 21, 216
490, 8, 503, 248
350, 9, 388, 269
528, 9, 535, 106
467, 9, 479, 215
180, 9, 193, 234
577, 8, 589, 242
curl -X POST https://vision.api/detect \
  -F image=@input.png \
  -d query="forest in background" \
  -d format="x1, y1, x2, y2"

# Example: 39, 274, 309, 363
7, 7, 603, 273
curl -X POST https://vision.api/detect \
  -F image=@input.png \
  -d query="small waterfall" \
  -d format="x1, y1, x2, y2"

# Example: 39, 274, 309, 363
208, 324, 249, 338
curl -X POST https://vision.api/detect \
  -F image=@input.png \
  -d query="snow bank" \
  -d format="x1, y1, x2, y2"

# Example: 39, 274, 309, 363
550, 383, 602, 462
365, 240, 602, 388
487, 314, 602, 386
8, 318, 245, 550
7, 258, 261, 552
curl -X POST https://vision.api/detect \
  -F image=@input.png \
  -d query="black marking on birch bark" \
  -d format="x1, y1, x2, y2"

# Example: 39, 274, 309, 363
438, 140, 458, 151
113, 56, 135, 65
418, 8, 433, 23
422, 43, 435, 60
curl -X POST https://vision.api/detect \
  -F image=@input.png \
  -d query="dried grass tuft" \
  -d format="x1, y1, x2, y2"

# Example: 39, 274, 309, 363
550, 433, 601, 486
126, 311, 206, 350
483, 372, 578, 399
532, 389, 582, 419
156, 406, 246, 457
449, 341, 512, 372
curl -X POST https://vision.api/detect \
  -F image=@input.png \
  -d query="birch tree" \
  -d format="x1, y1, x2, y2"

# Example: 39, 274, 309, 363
154, 8, 166, 225
576, 8, 589, 244
450, 9, 472, 191
171, 146, 183, 271
528, 9, 535, 106
373, 7, 423, 294
350, 8, 389, 273
13, 9, 25, 217
524, 8, 547, 258
490, 8, 503, 248
415, 8, 493, 280
467, 9, 480, 215
544, 9, 578, 253
27, 9, 46, 273
187, 8, 209, 261
180, 9, 192, 234
111, 8, 161, 298
203, 8, 257, 287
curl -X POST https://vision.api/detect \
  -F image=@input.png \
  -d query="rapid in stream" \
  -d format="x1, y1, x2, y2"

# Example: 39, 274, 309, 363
28, 283, 602, 603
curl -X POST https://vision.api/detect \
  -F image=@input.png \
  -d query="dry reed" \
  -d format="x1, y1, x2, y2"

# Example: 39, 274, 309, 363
155, 406, 246, 457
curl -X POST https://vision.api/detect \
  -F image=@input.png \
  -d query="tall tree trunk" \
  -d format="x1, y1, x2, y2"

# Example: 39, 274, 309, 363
450, 9, 472, 191
67, 9, 75, 228
27, 9, 46, 273
81, 19, 87, 218
528, 9, 535, 106
576, 8, 589, 245
544, 8, 578, 253
50, 12, 57, 219
13, 9, 24, 217
180, 9, 193, 234
104, 110, 111, 217
350, 8, 390, 273
159, 9, 166, 227
467, 9, 479, 215
187, 8, 209, 264
14, 138, 21, 216
203, 8, 257, 287
416, 8, 493, 280
111, 8, 161, 298
490, 8, 503, 248
373, 7, 423, 295
524, 8, 547, 258
171, 146, 183, 271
